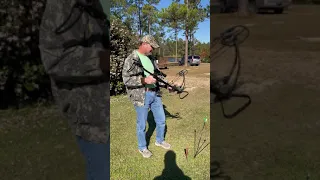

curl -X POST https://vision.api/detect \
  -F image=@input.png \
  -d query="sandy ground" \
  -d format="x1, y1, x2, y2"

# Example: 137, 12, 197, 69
210, 5, 320, 180
161, 63, 210, 91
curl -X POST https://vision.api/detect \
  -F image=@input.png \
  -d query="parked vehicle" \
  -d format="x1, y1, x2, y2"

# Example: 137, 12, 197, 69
211, 0, 292, 14
179, 55, 201, 66
157, 57, 168, 69
255, 0, 292, 13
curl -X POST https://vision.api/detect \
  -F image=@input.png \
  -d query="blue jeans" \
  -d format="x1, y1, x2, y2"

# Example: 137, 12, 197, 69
76, 136, 110, 180
134, 91, 166, 150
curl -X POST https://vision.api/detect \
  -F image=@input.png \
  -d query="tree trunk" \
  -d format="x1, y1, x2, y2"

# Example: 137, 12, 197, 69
189, 29, 192, 54
148, 16, 151, 34
185, 0, 189, 67
138, 0, 142, 36
191, 32, 194, 55
185, 29, 188, 67
162, 45, 165, 57
238, 0, 249, 16
175, 29, 178, 62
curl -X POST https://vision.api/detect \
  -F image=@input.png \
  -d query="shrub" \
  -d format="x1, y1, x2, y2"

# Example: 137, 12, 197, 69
0, 0, 50, 109
110, 17, 138, 96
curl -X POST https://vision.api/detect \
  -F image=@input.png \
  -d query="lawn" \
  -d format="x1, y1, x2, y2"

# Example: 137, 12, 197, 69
211, 5, 320, 180
110, 63, 210, 179
0, 105, 86, 180
0, 64, 210, 180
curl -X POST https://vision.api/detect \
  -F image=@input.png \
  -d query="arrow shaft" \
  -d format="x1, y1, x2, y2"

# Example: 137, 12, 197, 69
195, 142, 210, 158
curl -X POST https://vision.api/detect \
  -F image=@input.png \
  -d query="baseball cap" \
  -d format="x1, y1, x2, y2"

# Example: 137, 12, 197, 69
140, 35, 160, 49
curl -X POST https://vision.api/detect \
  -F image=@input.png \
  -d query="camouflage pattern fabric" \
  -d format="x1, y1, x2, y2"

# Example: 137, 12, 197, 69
140, 35, 160, 49
122, 50, 146, 107
38, 0, 109, 144
122, 49, 167, 107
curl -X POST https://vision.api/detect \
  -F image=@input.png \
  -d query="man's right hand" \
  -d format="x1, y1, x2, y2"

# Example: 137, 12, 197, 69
143, 75, 156, 84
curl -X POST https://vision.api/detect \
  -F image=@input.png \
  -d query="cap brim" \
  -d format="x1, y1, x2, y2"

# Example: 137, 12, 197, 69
152, 44, 160, 49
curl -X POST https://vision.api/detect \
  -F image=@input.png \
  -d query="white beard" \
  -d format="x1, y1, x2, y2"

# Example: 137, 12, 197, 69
145, 52, 152, 56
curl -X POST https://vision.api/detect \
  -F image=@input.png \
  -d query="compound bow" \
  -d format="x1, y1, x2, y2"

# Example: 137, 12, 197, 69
131, 59, 189, 99
211, 25, 252, 118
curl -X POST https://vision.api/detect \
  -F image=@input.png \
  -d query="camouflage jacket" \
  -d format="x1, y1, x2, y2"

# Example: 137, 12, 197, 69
122, 50, 166, 106
38, 0, 109, 144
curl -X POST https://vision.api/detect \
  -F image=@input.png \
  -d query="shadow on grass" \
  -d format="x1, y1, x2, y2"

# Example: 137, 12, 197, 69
146, 105, 181, 147
210, 161, 231, 180
163, 104, 181, 119
154, 150, 191, 180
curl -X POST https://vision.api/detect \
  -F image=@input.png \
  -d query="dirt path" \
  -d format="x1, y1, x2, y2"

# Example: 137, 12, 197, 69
161, 63, 210, 91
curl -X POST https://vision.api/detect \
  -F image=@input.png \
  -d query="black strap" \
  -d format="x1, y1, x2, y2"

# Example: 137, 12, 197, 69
55, 1, 109, 51
62, 34, 107, 51
55, 76, 108, 90
75, 0, 107, 21
54, 4, 83, 35
129, 72, 143, 77
126, 85, 144, 89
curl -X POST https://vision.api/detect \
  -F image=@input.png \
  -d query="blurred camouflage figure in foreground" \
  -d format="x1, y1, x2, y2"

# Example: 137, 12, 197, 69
38, 0, 110, 179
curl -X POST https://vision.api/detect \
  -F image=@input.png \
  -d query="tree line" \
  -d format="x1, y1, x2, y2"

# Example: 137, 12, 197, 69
110, 0, 210, 95
111, 0, 209, 60
0, 0, 209, 109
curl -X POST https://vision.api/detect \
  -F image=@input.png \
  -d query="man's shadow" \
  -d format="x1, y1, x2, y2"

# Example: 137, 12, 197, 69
154, 150, 191, 180
146, 105, 181, 146
163, 104, 181, 119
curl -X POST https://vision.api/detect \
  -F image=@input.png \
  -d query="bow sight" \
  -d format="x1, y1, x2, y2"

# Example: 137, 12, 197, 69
211, 25, 251, 118
132, 59, 189, 99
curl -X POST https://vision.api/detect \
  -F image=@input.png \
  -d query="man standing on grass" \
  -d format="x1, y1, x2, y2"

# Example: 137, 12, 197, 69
39, 0, 110, 179
122, 35, 173, 158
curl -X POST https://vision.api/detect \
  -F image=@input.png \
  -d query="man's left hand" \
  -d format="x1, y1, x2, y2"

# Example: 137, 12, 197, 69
167, 86, 175, 93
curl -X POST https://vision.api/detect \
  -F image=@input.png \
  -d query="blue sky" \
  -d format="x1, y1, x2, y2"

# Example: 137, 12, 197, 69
155, 0, 210, 43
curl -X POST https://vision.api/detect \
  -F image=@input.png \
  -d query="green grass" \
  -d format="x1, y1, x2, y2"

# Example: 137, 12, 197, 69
0, 64, 210, 180
110, 86, 210, 179
0, 105, 86, 180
